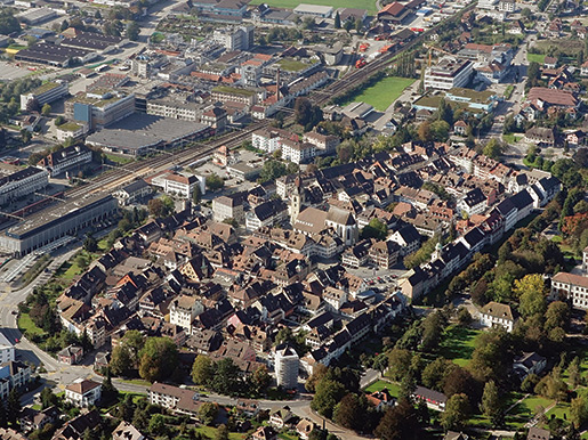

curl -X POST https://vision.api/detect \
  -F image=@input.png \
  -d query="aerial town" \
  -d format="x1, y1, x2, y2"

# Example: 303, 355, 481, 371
1, 0, 588, 438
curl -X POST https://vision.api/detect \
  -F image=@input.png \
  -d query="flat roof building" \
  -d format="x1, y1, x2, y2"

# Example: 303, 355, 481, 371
0, 194, 118, 257
86, 113, 213, 156
424, 57, 474, 90
293, 4, 333, 18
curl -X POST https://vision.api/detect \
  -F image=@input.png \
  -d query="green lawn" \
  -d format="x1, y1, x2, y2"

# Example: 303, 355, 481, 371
503, 133, 522, 144
195, 425, 248, 440
18, 314, 46, 337
278, 432, 299, 440
438, 325, 481, 367
545, 403, 570, 421
105, 153, 133, 165
527, 53, 545, 64
341, 76, 416, 112
364, 380, 400, 397
249, 0, 378, 14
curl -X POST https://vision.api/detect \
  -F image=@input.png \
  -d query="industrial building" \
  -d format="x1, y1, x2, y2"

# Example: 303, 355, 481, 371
20, 81, 69, 111
16, 7, 57, 25
60, 31, 127, 55
66, 91, 136, 130
0, 195, 118, 257
15, 42, 97, 68
0, 166, 49, 205
85, 113, 213, 156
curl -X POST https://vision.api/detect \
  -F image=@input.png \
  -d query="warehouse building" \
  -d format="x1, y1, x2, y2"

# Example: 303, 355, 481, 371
85, 113, 213, 156
15, 42, 97, 67
60, 31, 127, 55
17, 8, 57, 25
0, 195, 118, 257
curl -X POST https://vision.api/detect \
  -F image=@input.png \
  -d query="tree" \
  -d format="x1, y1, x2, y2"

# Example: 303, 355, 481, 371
545, 301, 570, 331
305, 363, 328, 392
420, 311, 445, 352
422, 358, 454, 391
343, 19, 353, 33
361, 218, 387, 240
569, 357, 581, 389
374, 399, 420, 440
126, 21, 140, 41
483, 138, 504, 159
193, 184, 202, 205
441, 393, 470, 432
148, 198, 171, 217
418, 121, 432, 142
209, 358, 242, 395
110, 344, 134, 377
7, 388, 21, 425
192, 354, 213, 385
206, 173, 225, 191
386, 349, 412, 382
83, 235, 97, 253
40, 388, 58, 409
333, 393, 362, 431
334, 11, 341, 29
521, 7, 532, 19
199, 402, 218, 425
216, 425, 229, 440
515, 274, 547, 318
41, 103, 51, 116
25, 97, 41, 113
138, 337, 179, 383
148, 414, 166, 436
571, 396, 588, 429
481, 380, 502, 426
21, 129, 32, 144
101, 368, 119, 403
311, 379, 347, 418
468, 327, 510, 383
251, 365, 271, 394
355, 17, 363, 33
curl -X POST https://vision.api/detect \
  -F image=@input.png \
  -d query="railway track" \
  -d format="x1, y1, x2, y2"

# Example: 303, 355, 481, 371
61, 3, 476, 201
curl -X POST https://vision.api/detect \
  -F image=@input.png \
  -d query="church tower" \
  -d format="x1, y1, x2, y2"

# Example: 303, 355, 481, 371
290, 175, 305, 224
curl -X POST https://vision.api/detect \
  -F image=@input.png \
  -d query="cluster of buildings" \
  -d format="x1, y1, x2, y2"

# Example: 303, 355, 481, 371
0, 333, 32, 402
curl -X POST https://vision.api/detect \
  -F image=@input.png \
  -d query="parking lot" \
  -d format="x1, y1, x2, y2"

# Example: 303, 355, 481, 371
0, 61, 31, 80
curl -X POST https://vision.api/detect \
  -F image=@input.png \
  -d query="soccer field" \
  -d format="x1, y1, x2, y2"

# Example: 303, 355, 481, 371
342, 76, 416, 112
249, 0, 379, 15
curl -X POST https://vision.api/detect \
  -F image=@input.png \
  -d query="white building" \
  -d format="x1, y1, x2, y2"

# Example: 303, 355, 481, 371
479, 301, 516, 332
150, 171, 202, 199
424, 57, 474, 90
251, 128, 294, 153
0, 333, 15, 365
56, 122, 88, 142
551, 272, 588, 310
65, 379, 102, 407
169, 295, 204, 332
281, 139, 316, 165
274, 344, 299, 390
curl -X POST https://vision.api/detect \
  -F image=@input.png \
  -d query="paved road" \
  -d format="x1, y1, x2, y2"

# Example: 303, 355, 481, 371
0, 248, 79, 373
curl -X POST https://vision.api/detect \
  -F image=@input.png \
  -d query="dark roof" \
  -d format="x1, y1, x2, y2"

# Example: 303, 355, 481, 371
253, 200, 288, 221
122, 179, 150, 194
414, 385, 447, 404
395, 225, 421, 244
510, 190, 534, 210
462, 187, 486, 207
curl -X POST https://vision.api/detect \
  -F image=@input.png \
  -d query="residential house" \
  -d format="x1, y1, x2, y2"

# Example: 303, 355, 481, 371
513, 352, 547, 379
479, 301, 516, 332
112, 422, 145, 440
296, 420, 315, 440
65, 379, 102, 408
57, 345, 84, 365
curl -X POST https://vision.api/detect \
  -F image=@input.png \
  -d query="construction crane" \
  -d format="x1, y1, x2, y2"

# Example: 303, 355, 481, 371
423, 44, 454, 67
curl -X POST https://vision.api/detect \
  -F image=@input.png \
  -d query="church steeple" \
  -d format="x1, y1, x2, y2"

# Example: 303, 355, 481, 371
291, 173, 305, 224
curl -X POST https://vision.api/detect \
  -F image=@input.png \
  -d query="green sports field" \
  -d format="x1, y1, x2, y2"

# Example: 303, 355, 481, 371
249, 0, 379, 15
341, 76, 416, 112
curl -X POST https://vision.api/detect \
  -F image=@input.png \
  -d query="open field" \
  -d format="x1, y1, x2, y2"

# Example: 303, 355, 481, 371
195, 425, 249, 440
18, 314, 46, 338
341, 76, 415, 112
249, 0, 378, 14
364, 380, 400, 396
438, 325, 481, 367
527, 53, 545, 64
